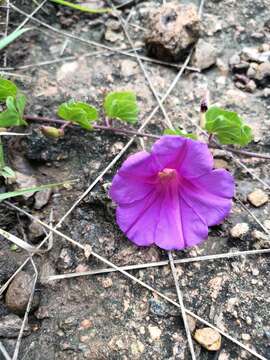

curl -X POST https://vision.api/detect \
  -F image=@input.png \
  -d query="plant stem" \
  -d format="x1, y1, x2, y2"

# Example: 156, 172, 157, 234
23, 114, 270, 160
23, 115, 160, 139
0, 137, 5, 171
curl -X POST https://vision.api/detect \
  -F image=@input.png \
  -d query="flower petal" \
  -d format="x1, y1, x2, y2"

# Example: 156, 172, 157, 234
117, 151, 159, 178
154, 187, 208, 250
180, 169, 234, 227
151, 136, 214, 179
110, 173, 155, 205
110, 151, 158, 205
116, 190, 161, 246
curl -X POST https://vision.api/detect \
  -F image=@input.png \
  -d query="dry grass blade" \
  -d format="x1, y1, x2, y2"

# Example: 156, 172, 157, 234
0, 228, 36, 252
4, 201, 267, 360
168, 252, 196, 359
50, 0, 112, 13
46, 247, 270, 281
12, 258, 38, 360
0, 342, 11, 360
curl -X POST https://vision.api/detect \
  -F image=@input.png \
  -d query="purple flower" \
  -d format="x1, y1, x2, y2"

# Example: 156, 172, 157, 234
110, 136, 234, 250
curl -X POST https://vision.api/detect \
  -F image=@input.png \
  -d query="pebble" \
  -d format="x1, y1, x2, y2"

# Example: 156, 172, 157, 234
192, 39, 218, 70
13, 171, 37, 200
248, 189, 268, 207
254, 62, 270, 85
101, 277, 113, 288
194, 327, 221, 351
241, 333, 251, 341
245, 79, 257, 93
121, 59, 139, 77
230, 223, 249, 238
251, 230, 270, 248
0, 314, 31, 338
263, 219, 270, 230
34, 188, 52, 209
130, 340, 145, 357
57, 61, 79, 82
5, 271, 40, 314
229, 54, 241, 67
57, 247, 75, 271
148, 325, 162, 340
145, 2, 200, 61
214, 159, 229, 169
79, 319, 93, 330
28, 219, 45, 243
263, 88, 270, 97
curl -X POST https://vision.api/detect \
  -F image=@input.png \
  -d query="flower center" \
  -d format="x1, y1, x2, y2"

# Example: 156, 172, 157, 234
158, 168, 178, 183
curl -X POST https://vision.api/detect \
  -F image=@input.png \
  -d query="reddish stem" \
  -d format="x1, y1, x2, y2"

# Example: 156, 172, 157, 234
23, 115, 270, 160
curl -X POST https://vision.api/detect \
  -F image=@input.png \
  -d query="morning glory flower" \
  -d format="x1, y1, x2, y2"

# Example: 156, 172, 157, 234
110, 136, 234, 250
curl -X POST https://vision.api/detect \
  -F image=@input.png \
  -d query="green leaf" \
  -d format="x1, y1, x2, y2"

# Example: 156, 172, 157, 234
58, 101, 98, 130
0, 95, 27, 127
0, 180, 76, 202
0, 28, 31, 51
104, 91, 139, 124
10, 244, 19, 252
16, 93, 26, 118
50, 0, 112, 13
163, 128, 197, 140
0, 78, 17, 102
205, 106, 253, 146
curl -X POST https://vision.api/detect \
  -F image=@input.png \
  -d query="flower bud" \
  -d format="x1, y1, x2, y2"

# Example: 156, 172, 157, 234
41, 126, 64, 138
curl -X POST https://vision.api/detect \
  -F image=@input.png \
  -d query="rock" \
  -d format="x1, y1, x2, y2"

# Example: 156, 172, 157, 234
241, 47, 270, 63
254, 62, 270, 86
251, 230, 270, 249
5, 271, 39, 315
262, 88, 270, 97
263, 219, 270, 230
208, 276, 223, 300
121, 60, 139, 77
202, 14, 222, 36
145, 2, 200, 61
79, 319, 93, 330
0, 314, 30, 338
229, 54, 241, 67
13, 172, 37, 200
241, 333, 251, 341
34, 188, 52, 209
248, 189, 268, 207
192, 39, 217, 70
194, 327, 221, 351
57, 61, 79, 82
247, 63, 258, 77
57, 247, 75, 271
230, 223, 249, 239
105, 20, 123, 43
130, 340, 145, 357
245, 80, 257, 92
214, 159, 229, 169
101, 277, 113, 288
148, 325, 162, 340
28, 219, 45, 243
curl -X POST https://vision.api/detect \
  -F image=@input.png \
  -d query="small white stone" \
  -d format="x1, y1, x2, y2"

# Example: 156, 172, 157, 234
252, 268, 259, 276
241, 333, 251, 341
230, 223, 249, 238
148, 325, 162, 340
263, 219, 270, 230
248, 189, 269, 207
